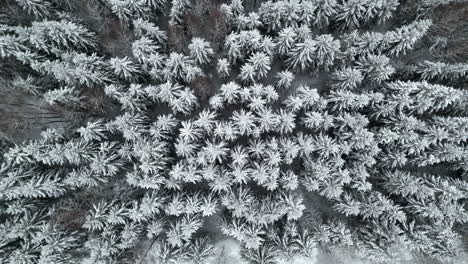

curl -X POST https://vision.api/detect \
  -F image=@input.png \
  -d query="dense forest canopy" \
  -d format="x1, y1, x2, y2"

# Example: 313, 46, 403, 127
1, 0, 468, 263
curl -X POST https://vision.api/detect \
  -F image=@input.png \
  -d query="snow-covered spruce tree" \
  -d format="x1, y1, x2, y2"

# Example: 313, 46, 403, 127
217, 58, 231, 77
342, 19, 433, 58
44, 86, 81, 107
356, 54, 395, 84
330, 67, 364, 90
169, 0, 191, 25
335, 0, 399, 29
36, 51, 111, 87
258, 0, 317, 31
188, 37, 214, 65
106, 0, 161, 23
109, 57, 141, 81
2, 1, 468, 264
409, 60, 468, 81
275, 70, 294, 89
14, 19, 97, 53
285, 34, 340, 72
14, 0, 52, 18
133, 18, 167, 44
285, 38, 317, 71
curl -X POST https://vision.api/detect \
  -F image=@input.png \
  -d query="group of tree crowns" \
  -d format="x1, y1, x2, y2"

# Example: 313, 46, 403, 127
1, 0, 468, 263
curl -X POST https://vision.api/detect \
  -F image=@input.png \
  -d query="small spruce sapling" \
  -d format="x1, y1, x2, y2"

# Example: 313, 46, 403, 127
217, 58, 231, 77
